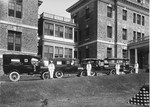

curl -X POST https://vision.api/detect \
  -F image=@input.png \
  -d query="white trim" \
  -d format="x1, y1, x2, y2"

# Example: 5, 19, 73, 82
97, 40, 115, 45
78, 40, 97, 47
117, 42, 127, 46
0, 49, 37, 55
0, 20, 38, 30
78, 39, 127, 47
44, 35, 74, 43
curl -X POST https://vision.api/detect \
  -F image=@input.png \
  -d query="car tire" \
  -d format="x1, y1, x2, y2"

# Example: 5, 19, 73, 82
91, 71, 96, 76
110, 69, 116, 75
42, 72, 49, 80
55, 71, 63, 78
80, 71, 87, 77
9, 71, 20, 82
130, 68, 135, 74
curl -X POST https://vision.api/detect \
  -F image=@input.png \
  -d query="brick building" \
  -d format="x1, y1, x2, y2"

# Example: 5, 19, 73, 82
66, 0, 149, 64
0, 0, 42, 73
38, 13, 77, 61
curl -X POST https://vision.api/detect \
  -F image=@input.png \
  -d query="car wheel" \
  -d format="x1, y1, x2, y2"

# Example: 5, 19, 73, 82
110, 69, 116, 75
55, 71, 63, 78
91, 71, 96, 76
80, 71, 87, 77
9, 71, 20, 82
130, 68, 135, 74
42, 72, 49, 80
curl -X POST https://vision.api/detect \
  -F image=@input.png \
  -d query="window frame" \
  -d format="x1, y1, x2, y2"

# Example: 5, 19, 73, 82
107, 6, 112, 18
8, 30, 22, 51
122, 28, 127, 40
107, 26, 112, 38
65, 27, 73, 39
107, 48, 112, 58
8, 0, 22, 18
123, 9, 127, 20
85, 7, 90, 19
137, 14, 141, 25
55, 25, 64, 38
55, 47, 63, 58
44, 45, 53, 60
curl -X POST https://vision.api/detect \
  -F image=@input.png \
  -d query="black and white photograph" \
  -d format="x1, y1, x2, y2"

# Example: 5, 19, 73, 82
0, 0, 149, 107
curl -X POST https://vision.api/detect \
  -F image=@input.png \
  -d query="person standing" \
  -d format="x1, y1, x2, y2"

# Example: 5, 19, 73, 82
86, 61, 92, 76
134, 63, 139, 73
48, 60, 55, 79
115, 62, 120, 75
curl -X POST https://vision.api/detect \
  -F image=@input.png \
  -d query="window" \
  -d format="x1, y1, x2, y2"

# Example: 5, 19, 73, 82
133, 31, 136, 40
107, 48, 112, 58
137, 32, 141, 41
122, 49, 127, 58
8, 0, 22, 18
85, 8, 90, 19
137, 0, 142, 3
65, 27, 72, 39
142, 16, 145, 26
86, 26, 89, 38
133, 13, 136, 23
55, 47, 63, 58
123, 9, 127, 20
44, 23, 54, 36
142, 33, 144, 40
122, 28, 127, 40
74, 30, 78, 42
137, 14, 141, 24
55, 25, 63, 38
65, 48, 72, 58
74, 51, 77, 58
8, 30, 21, 51
107, 26, 112, 38
44, 45, 53, 60
107, 6, 112, 18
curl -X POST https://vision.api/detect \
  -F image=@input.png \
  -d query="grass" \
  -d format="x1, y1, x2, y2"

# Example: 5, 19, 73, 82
0, 73, 149, 107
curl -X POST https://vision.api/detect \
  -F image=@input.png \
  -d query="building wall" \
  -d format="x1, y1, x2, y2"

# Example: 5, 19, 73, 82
0, 0, 39, 55
38, 13, 77, 60
0, 0, 40, 74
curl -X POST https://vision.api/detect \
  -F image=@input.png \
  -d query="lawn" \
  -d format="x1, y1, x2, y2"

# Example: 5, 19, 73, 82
0, 73, 149, 107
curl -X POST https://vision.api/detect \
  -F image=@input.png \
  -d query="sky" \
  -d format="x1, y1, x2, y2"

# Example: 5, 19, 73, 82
38, 0, 79, 18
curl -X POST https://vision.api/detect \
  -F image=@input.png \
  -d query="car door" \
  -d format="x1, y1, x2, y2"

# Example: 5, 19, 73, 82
22, 58, 34, 74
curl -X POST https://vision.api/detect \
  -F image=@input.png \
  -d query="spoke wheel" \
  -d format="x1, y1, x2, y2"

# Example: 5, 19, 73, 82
55, 71, 63, 78
111, 69, 116, 75
42, 72, 49, 80
80, 71, 87, 77
9, 71, 20, 82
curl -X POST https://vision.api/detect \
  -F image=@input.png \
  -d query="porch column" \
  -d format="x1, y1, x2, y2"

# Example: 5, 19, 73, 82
135, 48, 138, 64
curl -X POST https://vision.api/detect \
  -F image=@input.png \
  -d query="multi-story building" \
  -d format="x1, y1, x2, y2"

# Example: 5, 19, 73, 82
0, 0, 42, 73
38, 12, 77, 61
67, 0, 149, 68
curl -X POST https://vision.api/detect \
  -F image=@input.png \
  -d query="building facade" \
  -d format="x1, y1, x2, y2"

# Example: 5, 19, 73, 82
66, 0, 149, 65
0, 0, 42, 73
38, 13, 77, 61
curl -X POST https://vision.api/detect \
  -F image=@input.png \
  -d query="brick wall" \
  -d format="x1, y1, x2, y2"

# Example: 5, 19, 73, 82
0, 0, 39, 55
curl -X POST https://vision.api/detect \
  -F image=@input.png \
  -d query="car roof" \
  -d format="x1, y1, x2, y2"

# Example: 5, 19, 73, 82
3, 54, 41, 59
104, 57, 129, 61
82, 58, 102, 61
51, 58, 78, 61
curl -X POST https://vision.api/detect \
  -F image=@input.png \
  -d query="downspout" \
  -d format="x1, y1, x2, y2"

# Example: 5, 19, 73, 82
114, 0, 118, 58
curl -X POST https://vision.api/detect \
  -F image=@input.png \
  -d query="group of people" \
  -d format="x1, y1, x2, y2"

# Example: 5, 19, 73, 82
115, 62, 139, 75
46, 60, 139, 79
